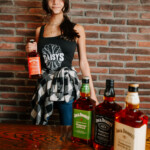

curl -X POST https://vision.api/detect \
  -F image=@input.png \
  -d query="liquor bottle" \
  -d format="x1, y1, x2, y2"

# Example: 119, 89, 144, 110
27, 39, 42, 79
114, 83, 148, 150
93, 79, 122, 150
72, 76, 96, 145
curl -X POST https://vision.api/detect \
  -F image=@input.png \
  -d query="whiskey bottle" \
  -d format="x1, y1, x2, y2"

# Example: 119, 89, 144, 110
72, 76, 96, 145
93, 79, 122, 150
114, 83, 148, 150
27, 39, 42, 79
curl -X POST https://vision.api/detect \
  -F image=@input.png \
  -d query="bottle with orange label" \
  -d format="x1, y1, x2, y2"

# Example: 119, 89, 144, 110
27, 39, 42, 79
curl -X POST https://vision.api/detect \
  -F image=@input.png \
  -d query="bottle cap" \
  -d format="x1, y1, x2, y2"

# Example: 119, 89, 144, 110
106, 79, 114, 87
82, 76, 89, 83
128, 83, 139, 92
30, 39, 35, 43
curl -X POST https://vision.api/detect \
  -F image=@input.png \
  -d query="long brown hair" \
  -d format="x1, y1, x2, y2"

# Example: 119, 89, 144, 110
42, 0, 79, 41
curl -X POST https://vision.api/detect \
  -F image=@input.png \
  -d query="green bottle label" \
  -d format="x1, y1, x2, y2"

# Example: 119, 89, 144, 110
81, 84, 90, 94
73, 109, 92, 140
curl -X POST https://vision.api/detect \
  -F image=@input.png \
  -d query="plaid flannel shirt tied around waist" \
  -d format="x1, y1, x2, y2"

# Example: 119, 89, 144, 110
31, 67, 80, 125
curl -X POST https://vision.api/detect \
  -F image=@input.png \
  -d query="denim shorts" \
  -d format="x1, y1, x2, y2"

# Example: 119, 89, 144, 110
54, 99, 74, 126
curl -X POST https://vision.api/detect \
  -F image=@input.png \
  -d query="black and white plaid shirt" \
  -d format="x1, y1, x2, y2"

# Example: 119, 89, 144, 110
31, 67, 80, 125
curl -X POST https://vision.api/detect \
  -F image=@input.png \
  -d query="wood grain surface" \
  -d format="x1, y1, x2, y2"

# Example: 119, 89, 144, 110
0, 124, 149, 150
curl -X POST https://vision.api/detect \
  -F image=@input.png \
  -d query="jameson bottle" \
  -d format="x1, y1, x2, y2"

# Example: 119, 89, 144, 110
93, 79, 122, 150
27, 39, 42, 79
114, 83, 148, 150
72, 76, 96, 145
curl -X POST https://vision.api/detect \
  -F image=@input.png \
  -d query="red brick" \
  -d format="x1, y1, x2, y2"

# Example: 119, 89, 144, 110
128, 20, 150, 26
69, 10, 83, 16
3, 106, 27, 113
0, 29, 14, 35
0, 23, 25, 28
72, 18, 98, 24
15, 72, 28, 78
0, 0, 13, 5
99, 75, 124, 81
100, 47, 125, 53
136, 56, 150, 61
0, 113, 17, 119
29, 8, 44, 14
110, 69, 135, 74
141, 0, 150, 3
27, 23, 43, 29
16, 15, 43, 22
137, 70, 150, 75
90, 68, 108, 73
26, 80, 37, 86
86, 32, 98, 38
15, 1, 41, 7
110, 41, 136, 47
0, 100, 16, 105
128, 34, 150, 40
86, 11, 112, 18
85, 0, 111, 3
15, 58, 27, 65
139, 27, 150, 33
139, 42, 150, 47
100, 19, 125, 25
16, 29, 35, 36
0, 37, 24, 43
128, 5, 150, 11
100, 5, 125, 11
112, 26, 137, 32
1, 79, 25, 86
0, 58, 14, 63
0, 86, 15, 92
127, 48, 150, 55
86, 40, 107, 46
71, 3, 97, 9
0, 72, 14, 78
126, 76, 150, 82
114, 12, 138, 18
0, 51, 26, 57
84, 25, 109, 32
101, 33, 125, 39
0, 7, 28, 13
113, 0, 138, 3
97, 61, 123, 67
126, 62, 150, 68
86, 47, 98, 53
110, 55, 133, 61
141, 13, 150, 19
0, 15, 13, 21
87, 54, 107, 60
17, 87, 35, 93
0, 43, 15, 50
0, 65, 25, 71
0, 93, 32, 99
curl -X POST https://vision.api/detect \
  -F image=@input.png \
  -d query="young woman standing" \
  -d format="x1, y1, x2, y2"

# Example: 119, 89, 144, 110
26, 0, 98, 125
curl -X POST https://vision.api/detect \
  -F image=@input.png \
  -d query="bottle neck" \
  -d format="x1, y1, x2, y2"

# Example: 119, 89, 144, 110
103, 87, 115, 102
125, 92, 140, 110
80, 83, 90, 98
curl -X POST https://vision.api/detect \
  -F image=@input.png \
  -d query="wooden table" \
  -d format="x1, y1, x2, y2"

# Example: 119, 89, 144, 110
0, 123, 149, 150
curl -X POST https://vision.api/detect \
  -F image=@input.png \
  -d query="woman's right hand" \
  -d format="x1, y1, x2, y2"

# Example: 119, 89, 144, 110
26, 41, 37, 53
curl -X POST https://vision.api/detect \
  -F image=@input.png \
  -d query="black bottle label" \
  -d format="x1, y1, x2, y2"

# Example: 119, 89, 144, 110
94, 115, 114, 147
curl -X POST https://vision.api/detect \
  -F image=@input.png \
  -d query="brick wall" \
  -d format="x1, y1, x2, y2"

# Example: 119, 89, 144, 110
0, 0, 150, 126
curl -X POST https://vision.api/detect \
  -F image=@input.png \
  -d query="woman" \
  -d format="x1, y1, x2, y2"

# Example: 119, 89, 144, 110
26, 0, 98, 125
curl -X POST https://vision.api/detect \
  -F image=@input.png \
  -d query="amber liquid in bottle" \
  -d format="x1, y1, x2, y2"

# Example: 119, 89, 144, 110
27, 39, 42, 79
93, 79, 122, 150
72, 77, 96, 146
114, 84, 148, 150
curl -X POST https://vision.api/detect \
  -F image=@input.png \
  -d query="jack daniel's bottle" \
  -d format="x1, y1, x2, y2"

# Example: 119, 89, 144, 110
93, 79, 122, 150
114, 83, 148, 150
27, 39, 42, 79
72, 76, 96, 145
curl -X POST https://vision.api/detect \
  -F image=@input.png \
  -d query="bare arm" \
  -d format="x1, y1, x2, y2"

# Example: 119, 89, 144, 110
26, 26, 41, 53
75, 24, 98, 105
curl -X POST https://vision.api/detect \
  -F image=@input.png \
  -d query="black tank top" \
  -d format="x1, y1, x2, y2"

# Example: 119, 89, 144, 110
38, 25, 77, 71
